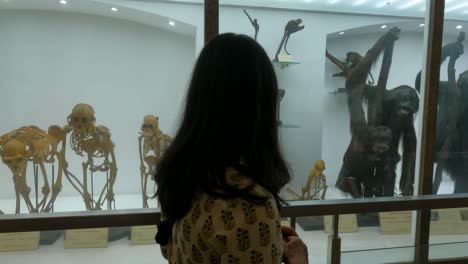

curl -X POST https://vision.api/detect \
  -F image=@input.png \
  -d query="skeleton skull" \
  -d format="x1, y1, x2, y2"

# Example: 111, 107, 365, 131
1, 139, 29, 176
67, 104, 96, 134
141, 115, 159, 138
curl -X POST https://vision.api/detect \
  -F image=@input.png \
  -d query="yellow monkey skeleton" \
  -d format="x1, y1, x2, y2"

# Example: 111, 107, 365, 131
62, 104, 117, 210
0, 125, 64, 213
287, 160, 327, 200
138, 115, 171, 208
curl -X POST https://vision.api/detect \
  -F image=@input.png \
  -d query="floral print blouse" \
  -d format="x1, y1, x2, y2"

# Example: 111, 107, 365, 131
160, 167, 283, 263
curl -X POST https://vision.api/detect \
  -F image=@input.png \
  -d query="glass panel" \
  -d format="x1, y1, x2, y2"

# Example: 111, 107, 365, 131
431, 0, 468, 196
429, 0, 468, 257
0, 0, 199, 215
0, 227, 165, 263
342, 246, 415, 264
220, 1, 428, 199
220, 0, 430, 260
429, 241, 468, 260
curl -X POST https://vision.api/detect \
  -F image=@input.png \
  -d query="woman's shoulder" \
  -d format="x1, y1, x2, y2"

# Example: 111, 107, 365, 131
193, 167, 280, 225
224, 166, 273, 198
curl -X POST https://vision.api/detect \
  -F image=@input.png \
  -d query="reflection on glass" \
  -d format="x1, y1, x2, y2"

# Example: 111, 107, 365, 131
429, 1, 468, 250
432, 28, 468, 195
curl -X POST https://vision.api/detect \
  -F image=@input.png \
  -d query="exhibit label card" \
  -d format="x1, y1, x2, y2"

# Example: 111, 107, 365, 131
64, 228, 108, 249
130, 225, 157, 245
379, 211, 412, 234
0, 232, 40, 252
324, 214, 358, 233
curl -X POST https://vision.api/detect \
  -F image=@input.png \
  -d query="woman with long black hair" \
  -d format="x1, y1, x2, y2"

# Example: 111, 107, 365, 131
155, 33, 308, 264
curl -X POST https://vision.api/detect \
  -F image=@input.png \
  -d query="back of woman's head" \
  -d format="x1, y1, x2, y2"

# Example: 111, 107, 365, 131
156, 33, 290, 222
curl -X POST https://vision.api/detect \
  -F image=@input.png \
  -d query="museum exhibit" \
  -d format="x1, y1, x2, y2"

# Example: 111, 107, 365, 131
0, 0, 468, 263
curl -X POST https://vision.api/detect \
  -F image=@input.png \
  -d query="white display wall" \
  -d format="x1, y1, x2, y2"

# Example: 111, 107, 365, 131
0, 10, 196, 199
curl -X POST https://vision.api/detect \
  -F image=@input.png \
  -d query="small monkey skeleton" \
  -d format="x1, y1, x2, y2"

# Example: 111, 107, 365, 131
0, 125, 64, 213
287, 160, 327, 200
138, 115, 172, 208
62, 103, 117, 210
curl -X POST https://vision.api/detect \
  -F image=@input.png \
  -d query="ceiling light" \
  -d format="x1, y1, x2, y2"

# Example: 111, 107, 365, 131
398, 0, 423, 10
456, 25, 463, 29
59, 0, 67, 5
339, 31, 345, 35
328, 0, 340, 4
419, 23, 425, 27
381, 25, 387, 29
111, 7, 118, 12
169, 21, 176, 26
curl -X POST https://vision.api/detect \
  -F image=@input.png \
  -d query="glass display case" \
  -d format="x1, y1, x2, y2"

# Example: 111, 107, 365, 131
1, 0, 468, 263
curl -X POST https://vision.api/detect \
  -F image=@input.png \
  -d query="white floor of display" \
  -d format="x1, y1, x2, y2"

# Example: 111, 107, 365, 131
0, 182, 467, 263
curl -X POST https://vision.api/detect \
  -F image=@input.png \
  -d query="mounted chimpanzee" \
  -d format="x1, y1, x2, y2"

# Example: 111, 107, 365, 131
327, 27, 420, 198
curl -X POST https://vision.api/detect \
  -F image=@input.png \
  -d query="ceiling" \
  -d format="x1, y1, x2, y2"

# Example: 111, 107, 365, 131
327, 20, 466, 40
0, 0, 197, 36
152, 0, 468, 21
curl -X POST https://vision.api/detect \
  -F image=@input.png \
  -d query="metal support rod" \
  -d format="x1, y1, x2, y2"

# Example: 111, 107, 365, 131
415, 1, 445, 263
332, 214, 339, 239
204, 0, 219, 43
91, 170, 94, 205
52, 164, 55, 212
34, 162, 39, 210
290, 216, 296, 230
328, 214, 341, 264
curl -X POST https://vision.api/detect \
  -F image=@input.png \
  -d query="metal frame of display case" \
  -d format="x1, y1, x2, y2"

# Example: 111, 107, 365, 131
1, 0, 467, 263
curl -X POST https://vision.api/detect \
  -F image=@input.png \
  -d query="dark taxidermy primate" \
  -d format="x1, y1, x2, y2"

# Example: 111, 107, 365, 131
275, 19, 305, 61
327, 27, 419, 197
416, 32, 467, 194
243, 10, 259, 41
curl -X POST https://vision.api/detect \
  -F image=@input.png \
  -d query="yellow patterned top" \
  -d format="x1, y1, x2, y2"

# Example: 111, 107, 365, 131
161, 167, 283, 263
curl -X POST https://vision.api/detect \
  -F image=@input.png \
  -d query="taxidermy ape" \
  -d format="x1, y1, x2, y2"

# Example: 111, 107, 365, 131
243, 10, 259, 41
421, 32, 468, 194
327, 27, 418, 197
275, 19, 305, 61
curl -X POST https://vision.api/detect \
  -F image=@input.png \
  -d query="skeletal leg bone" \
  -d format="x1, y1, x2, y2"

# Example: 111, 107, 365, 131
37, 161, 51, 211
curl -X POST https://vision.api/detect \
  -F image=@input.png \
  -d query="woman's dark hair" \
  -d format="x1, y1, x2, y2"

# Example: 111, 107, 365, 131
155, 33, 290, 223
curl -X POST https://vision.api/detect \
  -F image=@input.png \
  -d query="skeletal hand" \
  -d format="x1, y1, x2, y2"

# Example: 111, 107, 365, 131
107, 192, 115, 203
42, 185, 51, 196
52, 183, 62, 194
